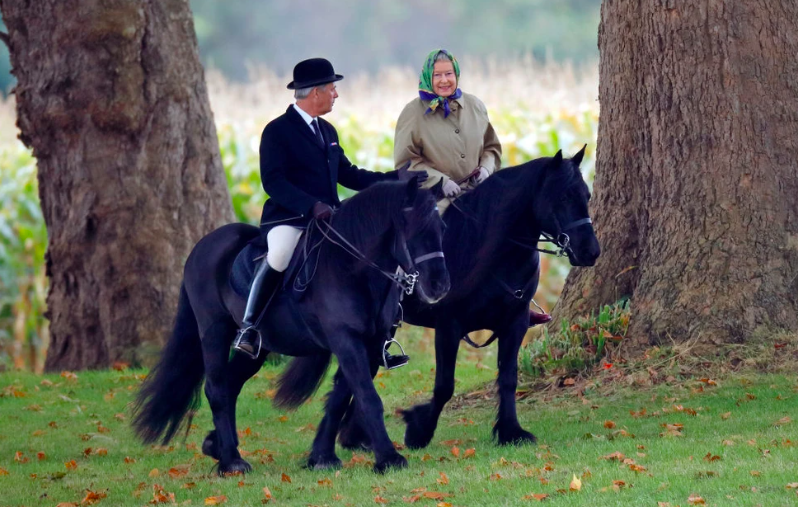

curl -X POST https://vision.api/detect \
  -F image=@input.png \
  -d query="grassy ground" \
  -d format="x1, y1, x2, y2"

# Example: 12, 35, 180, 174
1, 331, 796, 507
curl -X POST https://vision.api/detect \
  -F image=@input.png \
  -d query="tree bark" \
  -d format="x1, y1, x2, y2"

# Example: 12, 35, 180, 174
553, 1, 798, 349
0, 0, 234, 370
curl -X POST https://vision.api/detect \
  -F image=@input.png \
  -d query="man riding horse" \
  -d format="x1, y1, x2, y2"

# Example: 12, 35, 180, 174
234, 58, 426, 364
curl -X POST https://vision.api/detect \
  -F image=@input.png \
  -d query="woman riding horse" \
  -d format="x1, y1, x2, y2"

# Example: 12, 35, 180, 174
280, 148, 600, 456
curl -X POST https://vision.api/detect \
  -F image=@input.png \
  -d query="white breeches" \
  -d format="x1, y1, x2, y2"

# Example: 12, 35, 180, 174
265, 226, 303, 272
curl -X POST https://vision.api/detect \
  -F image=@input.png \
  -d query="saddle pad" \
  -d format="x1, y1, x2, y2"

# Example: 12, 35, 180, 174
229, 230, 316, 297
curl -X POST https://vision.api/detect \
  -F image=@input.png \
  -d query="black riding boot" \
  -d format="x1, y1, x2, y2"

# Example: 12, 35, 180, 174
234, 260, 283, 359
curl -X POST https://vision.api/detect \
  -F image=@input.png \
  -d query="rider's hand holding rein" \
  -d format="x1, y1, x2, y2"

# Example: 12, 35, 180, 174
312, 201, 334, 221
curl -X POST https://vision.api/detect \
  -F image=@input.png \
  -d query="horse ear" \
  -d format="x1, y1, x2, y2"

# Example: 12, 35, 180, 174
551, 149, 563, 167
572, 144, 587, 168
404, 176, 419, 206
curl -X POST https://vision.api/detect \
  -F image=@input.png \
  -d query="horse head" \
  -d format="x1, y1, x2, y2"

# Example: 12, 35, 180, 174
393, 176, 450, 304
535, 146, 600, 266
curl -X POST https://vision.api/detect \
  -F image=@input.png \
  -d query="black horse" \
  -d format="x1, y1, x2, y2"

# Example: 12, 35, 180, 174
132, 178, 450, 475
281, 148, 599, 456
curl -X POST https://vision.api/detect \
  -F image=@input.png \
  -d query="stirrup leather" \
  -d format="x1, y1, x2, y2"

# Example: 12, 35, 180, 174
233, 326, 262, 359
382, 338, 409, 370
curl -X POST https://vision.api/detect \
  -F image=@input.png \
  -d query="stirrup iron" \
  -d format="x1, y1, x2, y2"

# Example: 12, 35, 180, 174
233, 327, 263, 360
382, 338, 409, 370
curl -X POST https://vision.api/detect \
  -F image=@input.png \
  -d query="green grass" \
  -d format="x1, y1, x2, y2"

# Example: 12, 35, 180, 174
1, 333, 797, 507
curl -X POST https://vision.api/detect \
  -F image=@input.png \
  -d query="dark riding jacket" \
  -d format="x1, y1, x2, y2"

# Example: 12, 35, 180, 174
259, 105, 398, 233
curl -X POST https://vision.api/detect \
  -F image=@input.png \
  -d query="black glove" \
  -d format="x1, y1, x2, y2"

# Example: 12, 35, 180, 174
397, 163, 429, 188
312, 201, 333, 221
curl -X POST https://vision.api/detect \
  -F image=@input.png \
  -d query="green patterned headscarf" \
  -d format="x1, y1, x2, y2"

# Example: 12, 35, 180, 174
418, 49, 462, 118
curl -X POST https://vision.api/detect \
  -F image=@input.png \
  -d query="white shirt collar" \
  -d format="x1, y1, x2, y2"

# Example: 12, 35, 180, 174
293, 103, 316, 127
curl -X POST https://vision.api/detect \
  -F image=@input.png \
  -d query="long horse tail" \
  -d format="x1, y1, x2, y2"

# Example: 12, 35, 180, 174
273, 353, 332, 410
132, 283, 205, 445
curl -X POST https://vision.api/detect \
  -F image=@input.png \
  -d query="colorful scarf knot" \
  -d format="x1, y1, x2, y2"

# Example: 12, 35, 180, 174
418, 49, 462, 118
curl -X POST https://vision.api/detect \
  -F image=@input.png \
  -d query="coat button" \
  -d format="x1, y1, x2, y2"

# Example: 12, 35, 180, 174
460, 154, 465, 158
455, 129, 460, 134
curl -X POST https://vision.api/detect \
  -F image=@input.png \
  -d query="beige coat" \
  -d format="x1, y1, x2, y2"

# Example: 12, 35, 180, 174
394, 92, 502, 193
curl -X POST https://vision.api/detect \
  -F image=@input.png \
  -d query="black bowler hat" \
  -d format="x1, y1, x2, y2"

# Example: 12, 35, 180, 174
286, 58, 344, 90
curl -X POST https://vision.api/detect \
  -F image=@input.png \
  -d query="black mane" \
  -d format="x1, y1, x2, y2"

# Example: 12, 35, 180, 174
331, 181, 437, 250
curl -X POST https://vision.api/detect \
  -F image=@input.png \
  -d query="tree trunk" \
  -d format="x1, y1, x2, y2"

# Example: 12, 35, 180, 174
553, 1, 798, 350
0, 0, 234, 370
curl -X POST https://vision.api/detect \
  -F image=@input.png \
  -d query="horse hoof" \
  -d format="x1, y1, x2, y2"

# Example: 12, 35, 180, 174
402, 406, 435, 449
202, 431, 220, 460
373, 453, 408, 474
306, 454, 342, 470
218, 457, 252, 476
494, 424, 537, 446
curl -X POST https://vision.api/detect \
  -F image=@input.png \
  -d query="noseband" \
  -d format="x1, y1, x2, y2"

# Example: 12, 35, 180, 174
395, 206, 445, 295
538, 217, 593, 257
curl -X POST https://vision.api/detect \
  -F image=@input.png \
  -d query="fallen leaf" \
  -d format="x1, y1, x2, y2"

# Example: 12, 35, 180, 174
522, 493, 548, 501
422, 492, 452, 500
37, 452, 46, 461
786, 483, 798, 489
600, 451, 625, 461
262, 486, 273, 503
0, 467, 8, 475
81, 489, 107, 505
374, 496, 389, 504
95, 448, 108, 456
563, 378, 576, 386
774, 416, 791, 426
124, 456, 136, 463
112, 361, 130, 371
687, 494, 705, 505
182, 483, 196, 489
603, 420, 616, 429
61, 371, 78, 381
168, 466, 189, 478
65, 460, 78, 470
14, 451, 28, 463
750, 470, 761, 476
703, 453, 721, 462
464, 448, 476, 458
489, 473, 503, 481
149, 468, 160, 477
437, 472, 449, 485
570, 474, 582, 491
204, 496, 227, 505
281, 472, 291, 483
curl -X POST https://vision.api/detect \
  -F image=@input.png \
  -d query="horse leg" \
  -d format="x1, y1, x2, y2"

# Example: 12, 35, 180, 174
202, 349, 268, 461
307, 368, 351, 469
201, 320, 252, 475
493, 315, 537, 445
332, 337, 406, 473
337, 356, 381, 451
402, 321, 461, 449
